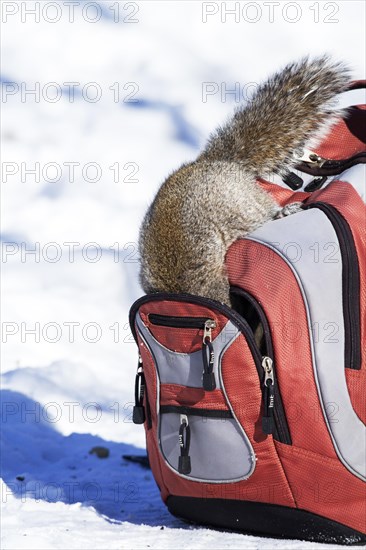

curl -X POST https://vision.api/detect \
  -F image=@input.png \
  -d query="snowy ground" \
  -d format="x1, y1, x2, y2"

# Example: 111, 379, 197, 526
1, 1, 365, 548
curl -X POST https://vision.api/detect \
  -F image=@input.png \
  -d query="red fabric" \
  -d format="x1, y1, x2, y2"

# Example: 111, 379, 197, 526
257, 179, 310, 207
224, 180, 366, 532
136, 249, 366, 530
136, 333, 169, 497
316, 105, 366, 160
227, 240, 338, 458
160, 384, 228, 409
276, 442, 366, 534
312, 84, 366, 159
345, 369, 366, 425
257, 94, 366, 204
139, 301, 228, 353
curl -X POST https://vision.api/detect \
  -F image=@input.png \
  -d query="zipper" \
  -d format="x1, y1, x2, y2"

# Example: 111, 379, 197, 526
261, 357, 275, 435
230, 286, 292, 445
149, 313, 218, 391
202, 320, 216, 391
132, 354, 152, 428
178, 414, 191, 474
149, 313, 216, 330
130, 292, 292, 444
304, 202, 361, 370
295, 152, 366, 177
130, 293, 265, 352
160, 405, 234, 476
295, 149, 328, 168
132, 354, 145, 424
160, 405, 233, 418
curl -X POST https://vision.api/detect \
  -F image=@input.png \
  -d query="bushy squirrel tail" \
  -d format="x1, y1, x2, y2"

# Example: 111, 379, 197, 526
201, 55, 351, 177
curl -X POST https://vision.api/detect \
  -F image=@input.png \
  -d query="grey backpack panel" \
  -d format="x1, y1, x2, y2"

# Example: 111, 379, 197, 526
249, 208, 366, 481
160, 413, 254, 482
135, 312, 239, 389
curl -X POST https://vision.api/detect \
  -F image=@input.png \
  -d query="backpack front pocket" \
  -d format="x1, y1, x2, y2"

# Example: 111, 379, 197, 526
132, 299, 257, 483
159, 405, 252, 481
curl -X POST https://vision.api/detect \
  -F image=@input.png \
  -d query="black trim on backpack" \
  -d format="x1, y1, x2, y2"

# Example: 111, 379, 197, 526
148, 314, 213, 329
167, 496, 366, 545
230, 286, 292, 444
160, 405, 233, 419
305, 202, 361, 370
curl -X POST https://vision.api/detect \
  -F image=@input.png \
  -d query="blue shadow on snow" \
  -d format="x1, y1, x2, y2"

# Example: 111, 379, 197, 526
0, 390, 185, 528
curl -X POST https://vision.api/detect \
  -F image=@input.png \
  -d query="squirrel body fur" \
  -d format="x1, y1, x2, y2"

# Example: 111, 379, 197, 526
139, 56, 350, 304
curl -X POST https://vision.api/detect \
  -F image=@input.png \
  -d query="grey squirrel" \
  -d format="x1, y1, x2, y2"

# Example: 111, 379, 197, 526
139, 56, 350, 305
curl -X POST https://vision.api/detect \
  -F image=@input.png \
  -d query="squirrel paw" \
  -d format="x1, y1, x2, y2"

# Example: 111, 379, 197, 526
275, 202, 303, 219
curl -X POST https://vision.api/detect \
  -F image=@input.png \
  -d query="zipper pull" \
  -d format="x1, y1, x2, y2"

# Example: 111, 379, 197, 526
304, 175, 327, 193
133, 354, 146, 425
262, 356, 275, 435
202, 320, 216, 391
295, 148, 327, 167
203, 319, 216, 343
262, 356, 274, 385
178, 414, 191, 475
282, 171, 303, 190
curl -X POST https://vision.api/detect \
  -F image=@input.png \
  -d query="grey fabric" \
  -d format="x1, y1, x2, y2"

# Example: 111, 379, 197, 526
249, 208, 366, 481
136, 313, 239, 388
160, 413, 253, 481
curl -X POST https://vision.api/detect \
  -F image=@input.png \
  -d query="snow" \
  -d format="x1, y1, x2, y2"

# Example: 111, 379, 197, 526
1, 1, 364, 548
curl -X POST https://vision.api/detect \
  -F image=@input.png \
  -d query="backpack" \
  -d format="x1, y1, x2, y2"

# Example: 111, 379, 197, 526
128, 81, 366, 544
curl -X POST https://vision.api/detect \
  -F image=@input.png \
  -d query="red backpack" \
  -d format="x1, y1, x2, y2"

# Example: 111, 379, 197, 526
129, 81, 366, 544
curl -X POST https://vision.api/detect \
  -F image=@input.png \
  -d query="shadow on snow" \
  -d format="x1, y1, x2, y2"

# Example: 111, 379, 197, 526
0, 389, 186, 529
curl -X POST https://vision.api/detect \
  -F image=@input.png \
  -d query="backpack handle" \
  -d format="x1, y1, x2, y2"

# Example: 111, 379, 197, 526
347, 80, 366, 91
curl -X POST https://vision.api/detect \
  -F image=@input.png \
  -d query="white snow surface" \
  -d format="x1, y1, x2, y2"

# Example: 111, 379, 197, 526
1, 1, 365, 548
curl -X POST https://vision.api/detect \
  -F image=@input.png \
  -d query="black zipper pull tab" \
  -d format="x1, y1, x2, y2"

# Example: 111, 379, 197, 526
304, 175, 327, 193
178, 414, 191, 475
133, 354, 146, 425
282, 171, 303, 190
262, 356, 275, 435
202, 320, 216, 391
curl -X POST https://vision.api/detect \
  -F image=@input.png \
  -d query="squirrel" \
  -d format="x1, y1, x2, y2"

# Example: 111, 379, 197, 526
138, 56, 351, 305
